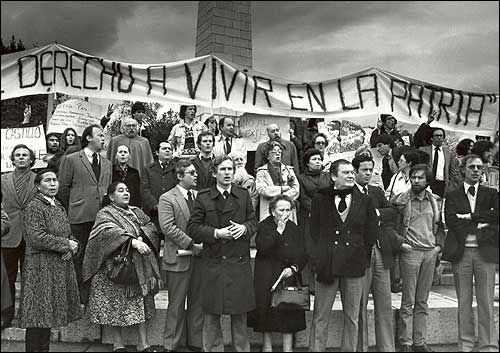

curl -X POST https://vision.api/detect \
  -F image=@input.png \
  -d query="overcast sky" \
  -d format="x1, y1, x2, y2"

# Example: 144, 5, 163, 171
1, 1, 498, 93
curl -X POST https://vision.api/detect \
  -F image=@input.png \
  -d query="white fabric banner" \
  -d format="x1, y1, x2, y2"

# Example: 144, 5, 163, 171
1, 124, 47, 172
1, 43, 498, 135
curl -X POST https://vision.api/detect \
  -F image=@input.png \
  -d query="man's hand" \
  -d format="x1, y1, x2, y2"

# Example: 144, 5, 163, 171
192, 243, 203, 256
477, 223, 490, 229
427, 110, 438, 124
401, 243, 413, 252
215, 227, 233, 240
229, 220, 247, 240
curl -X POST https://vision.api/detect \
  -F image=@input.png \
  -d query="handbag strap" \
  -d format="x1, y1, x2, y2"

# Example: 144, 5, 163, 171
278, 271, 305, 289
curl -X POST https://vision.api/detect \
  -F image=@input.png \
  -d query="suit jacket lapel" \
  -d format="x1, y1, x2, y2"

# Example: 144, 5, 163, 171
222, 191, 239, 215
6, 173, 22, 206
173, 187, 190, 221
475, 186, 487, 212
79, 151, 97, 184
344, 191, 359, 225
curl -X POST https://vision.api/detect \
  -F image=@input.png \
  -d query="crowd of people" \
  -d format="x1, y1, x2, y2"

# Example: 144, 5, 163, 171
0, 103, 499, 352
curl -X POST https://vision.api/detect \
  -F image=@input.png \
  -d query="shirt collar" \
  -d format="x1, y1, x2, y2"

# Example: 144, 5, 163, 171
216, 184, 231, 197
354, 182, 367, 193
176, 184, 189, 198
463, 181, 479, 195
411, 190, 430, 201
84, 147, 97, 160
42, 195, 56, 206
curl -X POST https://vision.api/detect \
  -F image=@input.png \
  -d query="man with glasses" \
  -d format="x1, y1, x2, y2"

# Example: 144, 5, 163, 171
443, 155, 498, 352
255, 123, 300, 172
419, 128, 458, 197
106, 102, 154, 178
312, 133, 333, 170
159, 159, 204, 352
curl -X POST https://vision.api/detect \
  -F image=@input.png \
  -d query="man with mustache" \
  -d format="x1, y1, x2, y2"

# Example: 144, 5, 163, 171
255, 124, 299, 173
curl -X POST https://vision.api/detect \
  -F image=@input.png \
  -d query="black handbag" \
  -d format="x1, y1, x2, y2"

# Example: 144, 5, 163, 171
107, 237, 138, 285
270, 273, 310, 311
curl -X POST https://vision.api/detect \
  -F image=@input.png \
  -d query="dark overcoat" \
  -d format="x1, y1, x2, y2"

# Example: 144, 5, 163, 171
310, 187, 378, 283
187, 184, 257, 315
443, 184, 499, 264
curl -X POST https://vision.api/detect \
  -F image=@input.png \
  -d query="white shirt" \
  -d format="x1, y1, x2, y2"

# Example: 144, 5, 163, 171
42, 195, 56, 206
463, 181, 479, 213
216, 185, 232, 199
333, 189, 352, 212
386, 171, 411, 200
176, 184, 190, 200
433, 145, 445, 181
84, 147, 99, 164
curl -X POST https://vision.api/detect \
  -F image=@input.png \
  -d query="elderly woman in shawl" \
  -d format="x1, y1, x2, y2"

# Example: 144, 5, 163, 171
82, 182, 161, 353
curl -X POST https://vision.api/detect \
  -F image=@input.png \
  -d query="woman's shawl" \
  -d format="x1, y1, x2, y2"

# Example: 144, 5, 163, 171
82, 204, 161, 297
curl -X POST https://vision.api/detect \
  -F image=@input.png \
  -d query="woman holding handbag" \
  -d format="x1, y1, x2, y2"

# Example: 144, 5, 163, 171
248, 195, 307, 352
82, 182, 161, 352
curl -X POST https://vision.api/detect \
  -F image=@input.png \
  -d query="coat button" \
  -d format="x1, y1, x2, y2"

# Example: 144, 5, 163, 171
222, 256, 227, 259
334, 241, 338, 245
347, 230, 350, 234
335, 230, 340, 234
346, 242, 350, 246
284, 242, 288, 246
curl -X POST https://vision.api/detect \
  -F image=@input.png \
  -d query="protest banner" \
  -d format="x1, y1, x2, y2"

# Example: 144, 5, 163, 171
1, 124, 47, 172
1, 43, 497, 137
48, 98, 108, 135
237, 113, 289, 151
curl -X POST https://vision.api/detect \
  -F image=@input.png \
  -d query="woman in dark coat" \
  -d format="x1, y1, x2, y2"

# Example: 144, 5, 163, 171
20, 169, 82, 352
112, 144, 142, 207
297, 149, 331, 292
248, 195, 307, 352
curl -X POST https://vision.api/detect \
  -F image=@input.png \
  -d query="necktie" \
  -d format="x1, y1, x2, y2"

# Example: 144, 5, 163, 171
338, 195, 347, 213
468, 186, 476, 197
363, 186, 368, 194
186, 190, 194, 212
225, 138, 232, 155
223, 190, 230, 199
92, 152, 100, 180
432, 146, 440, 178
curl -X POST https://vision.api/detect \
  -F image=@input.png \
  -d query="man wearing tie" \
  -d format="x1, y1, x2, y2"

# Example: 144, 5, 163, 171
58, 124, 112, 286
309, 159, 377, 352
213, 117, 243, 158
158, 159, 203, 352
352, 154, 404, 352
443, 154, 498, 352
187, 156, 257, 352
419, 128, 458, 197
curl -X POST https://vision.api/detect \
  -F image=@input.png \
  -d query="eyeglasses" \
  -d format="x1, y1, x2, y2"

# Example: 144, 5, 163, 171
466, 165, 484, 170
184, 170, 198, 176
315, 141, 326, 145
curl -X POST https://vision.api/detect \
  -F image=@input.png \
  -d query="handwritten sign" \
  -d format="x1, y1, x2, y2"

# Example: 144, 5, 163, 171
48, 99, 107, 135
1, 124, 47, 172
1, 43, 497, 136
238, 113, 289, 151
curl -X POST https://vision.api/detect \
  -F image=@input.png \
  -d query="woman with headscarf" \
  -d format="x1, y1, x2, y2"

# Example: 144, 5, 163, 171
82, 182, 161, 352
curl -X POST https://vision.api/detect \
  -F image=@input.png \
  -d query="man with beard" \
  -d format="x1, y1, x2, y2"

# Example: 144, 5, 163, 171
390, 164, 445, 352
255, 124, 299, 172
309, 159, 377, 352
43, 133, 63, 172
106, 102, 154, 178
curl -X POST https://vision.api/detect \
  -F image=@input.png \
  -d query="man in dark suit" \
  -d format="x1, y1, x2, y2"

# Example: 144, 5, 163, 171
187, 156, 257, 352
159, 159, 203, 352
142, 141, 178, 231
352, 154, 404, 352
58, 124, 112, 286
443, 154, 498, 352
1, 145, 37, 329
192, 131, 216, 190
419, 127, 458, 197
309, 159, 378, 352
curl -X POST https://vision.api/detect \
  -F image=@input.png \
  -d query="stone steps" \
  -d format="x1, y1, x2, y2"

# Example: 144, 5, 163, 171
3, 288, 499, 348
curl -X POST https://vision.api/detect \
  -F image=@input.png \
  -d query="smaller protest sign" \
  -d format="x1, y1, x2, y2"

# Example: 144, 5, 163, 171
48, 99, 108, 135
1, 124, 48, 172
237, 113, 290, 151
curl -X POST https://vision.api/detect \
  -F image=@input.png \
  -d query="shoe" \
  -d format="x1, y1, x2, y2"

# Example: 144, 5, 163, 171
140, 347, 157, 352
0, 321, 12, 331
412, 343, 433, 352
113, 348, 127, 352
400, 344, 412, 352
187, 345, 202, 352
